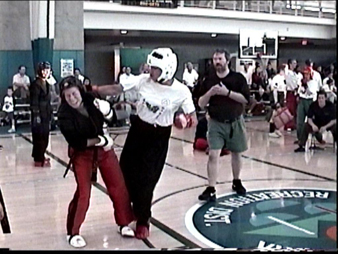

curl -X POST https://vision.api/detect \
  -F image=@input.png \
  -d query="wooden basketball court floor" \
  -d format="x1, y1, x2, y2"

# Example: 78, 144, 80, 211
0, 118, 336, 250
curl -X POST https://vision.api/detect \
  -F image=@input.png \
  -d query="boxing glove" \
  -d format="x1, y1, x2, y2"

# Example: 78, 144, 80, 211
94, 98, 113, 120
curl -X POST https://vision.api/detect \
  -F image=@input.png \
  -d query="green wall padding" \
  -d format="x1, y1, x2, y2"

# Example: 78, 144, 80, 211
0, 50, 84, 99
31, 38, 54, 73
0, 50, 34, 100
120, 48, 152, 74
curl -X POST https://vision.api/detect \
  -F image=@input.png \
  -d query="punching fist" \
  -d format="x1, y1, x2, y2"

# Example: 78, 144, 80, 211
96, 134, 114, 151
94, 98, 113, 119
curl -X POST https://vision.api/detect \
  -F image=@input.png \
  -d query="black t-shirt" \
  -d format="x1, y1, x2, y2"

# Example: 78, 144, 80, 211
199, 69, 250, 122
307, 100, 336, 127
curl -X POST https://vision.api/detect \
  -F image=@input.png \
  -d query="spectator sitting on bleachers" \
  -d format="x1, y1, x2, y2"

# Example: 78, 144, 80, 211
12, 65, 30, 104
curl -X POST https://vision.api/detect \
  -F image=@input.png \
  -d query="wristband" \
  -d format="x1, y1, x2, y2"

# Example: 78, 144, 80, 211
104, 108, 113, 119
95, 135, 108, 147
227, 90, 231, 97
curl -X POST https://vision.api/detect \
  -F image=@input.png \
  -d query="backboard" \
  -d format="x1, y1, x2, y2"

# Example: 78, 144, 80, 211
239, 29, 278, 59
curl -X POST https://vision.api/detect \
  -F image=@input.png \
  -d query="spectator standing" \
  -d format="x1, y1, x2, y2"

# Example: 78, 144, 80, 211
74, 68, 85, 84
239, 62, 254, 88
29, 62, 53, 167
284, 59, 300, 131
119, 67, 135, 86
271, 65, 287, 107
305, 59, 323, 91
197, 48, 250, 202
182, 62, 199, 92
295, 66, 318, 144
266, 61, 276, 80
2, 86, 16, 133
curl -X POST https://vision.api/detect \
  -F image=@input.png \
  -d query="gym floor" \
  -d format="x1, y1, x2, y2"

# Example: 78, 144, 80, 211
0, 118, 336, 250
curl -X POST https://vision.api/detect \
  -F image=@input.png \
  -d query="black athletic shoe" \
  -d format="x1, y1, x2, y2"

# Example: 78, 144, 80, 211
232, 179, 246, 195
294, 146, 305, 152
198, 187, 216, 202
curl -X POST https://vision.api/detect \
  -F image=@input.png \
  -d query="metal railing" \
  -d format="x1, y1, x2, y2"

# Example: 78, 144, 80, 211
90, 0, 336, 19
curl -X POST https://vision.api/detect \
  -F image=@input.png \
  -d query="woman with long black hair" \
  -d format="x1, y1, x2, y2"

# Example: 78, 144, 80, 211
29, 61, 53, 167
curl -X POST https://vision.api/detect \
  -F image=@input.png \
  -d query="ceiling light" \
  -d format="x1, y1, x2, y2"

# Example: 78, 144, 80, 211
120, 30, 128, 35
280, 37, 286, 41
211, 33, 217, 38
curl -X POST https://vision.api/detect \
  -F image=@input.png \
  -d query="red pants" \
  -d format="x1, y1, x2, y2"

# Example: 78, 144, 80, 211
284, 91, 297, 130
66, 147, 134, 236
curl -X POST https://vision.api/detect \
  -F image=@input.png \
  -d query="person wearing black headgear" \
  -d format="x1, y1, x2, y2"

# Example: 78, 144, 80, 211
29, 61, 53, 167
57, 76, 135, 248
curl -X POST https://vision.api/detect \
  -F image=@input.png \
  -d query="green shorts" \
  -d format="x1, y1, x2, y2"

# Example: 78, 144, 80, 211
207, 116, 248, 153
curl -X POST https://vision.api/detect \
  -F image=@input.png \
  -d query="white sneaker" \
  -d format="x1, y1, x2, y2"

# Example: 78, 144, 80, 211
118, 225, 135, 237
269, 132, 280, 138
275, 130, 283, 137
67, 235, 86, 248
8, 128, 15, 133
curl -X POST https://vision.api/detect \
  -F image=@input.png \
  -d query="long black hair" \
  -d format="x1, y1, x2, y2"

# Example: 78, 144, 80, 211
36, 61, 51, 78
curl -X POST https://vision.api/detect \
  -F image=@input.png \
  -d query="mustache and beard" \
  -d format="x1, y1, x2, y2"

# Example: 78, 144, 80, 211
214, 63, 226, 73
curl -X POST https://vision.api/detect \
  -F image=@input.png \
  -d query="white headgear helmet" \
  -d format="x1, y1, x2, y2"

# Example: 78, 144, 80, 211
147, 48, 178, 83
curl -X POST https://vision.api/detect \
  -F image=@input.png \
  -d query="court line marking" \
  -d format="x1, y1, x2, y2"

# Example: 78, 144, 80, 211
169, 136, 336, 182
314, 205, 336, 214
17, 132, 336, 249
18, 134, 194, 249
267, 215, 315, 235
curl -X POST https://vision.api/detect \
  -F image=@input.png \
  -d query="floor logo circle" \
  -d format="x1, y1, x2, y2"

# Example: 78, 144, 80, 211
185, 188, 336, 250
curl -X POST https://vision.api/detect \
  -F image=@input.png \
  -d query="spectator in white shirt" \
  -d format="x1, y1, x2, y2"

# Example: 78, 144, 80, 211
12, 65, 30, 103
182, 62, 199, 92
119, 66, 135, 86
239, 62, 254, 87
295, 66, 318, 143
74, 68, 85, 84
284, 59, 299, 131
305, 59, 323, 91
322, 73, 337, 103
271, 65, 286, 107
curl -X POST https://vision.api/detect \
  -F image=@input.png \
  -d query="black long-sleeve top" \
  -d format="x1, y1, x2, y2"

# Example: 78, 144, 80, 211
57, 93, 105, 151
29, 77, 52, 121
